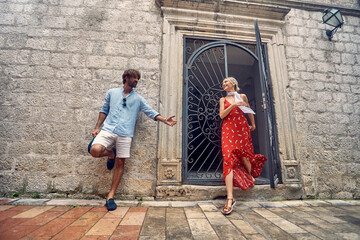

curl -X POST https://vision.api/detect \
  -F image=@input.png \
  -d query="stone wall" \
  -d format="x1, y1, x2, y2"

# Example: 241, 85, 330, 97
284, 9, 360, 199
1, 0, 359, 200
309, 0, 359, 9
0, 0, 163, 199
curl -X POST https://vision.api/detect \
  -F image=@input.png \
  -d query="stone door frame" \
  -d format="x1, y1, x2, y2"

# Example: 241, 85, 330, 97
156, 1, 302, 198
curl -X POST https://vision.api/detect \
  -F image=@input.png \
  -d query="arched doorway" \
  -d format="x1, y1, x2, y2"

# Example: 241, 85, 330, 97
182, 37, 281, 186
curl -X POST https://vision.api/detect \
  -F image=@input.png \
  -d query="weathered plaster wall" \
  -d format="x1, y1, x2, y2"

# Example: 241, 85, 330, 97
0, 0, 163, 199
284, 9, 360, 199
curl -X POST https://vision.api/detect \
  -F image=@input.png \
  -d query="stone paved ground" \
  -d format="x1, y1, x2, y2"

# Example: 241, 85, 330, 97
0, 198, 359, 240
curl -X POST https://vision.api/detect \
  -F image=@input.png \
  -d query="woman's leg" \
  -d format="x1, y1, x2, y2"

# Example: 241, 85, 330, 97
225, 170, 234, 208
242, 157, 251, 175
242, 157, 255, 181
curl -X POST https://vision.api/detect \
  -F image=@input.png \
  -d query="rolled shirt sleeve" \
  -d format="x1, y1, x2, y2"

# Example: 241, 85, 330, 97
140, 96, 160, 120
100, 90, 111, 115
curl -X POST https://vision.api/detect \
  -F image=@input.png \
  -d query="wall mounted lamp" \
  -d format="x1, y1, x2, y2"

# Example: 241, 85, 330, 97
322, 8, 344, 41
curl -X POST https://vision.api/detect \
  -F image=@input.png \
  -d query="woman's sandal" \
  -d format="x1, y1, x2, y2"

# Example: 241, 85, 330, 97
221, 198, 236, 215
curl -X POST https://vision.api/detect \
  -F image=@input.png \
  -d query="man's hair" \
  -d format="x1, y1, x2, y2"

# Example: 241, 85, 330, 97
122, 69, 141, 84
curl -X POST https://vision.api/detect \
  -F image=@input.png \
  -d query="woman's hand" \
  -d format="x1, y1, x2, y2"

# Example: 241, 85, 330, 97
232, 101, 247, 107
249, 125, 256, 131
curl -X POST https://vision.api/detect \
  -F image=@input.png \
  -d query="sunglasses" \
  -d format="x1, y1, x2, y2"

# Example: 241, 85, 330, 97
122, 98, 126, 107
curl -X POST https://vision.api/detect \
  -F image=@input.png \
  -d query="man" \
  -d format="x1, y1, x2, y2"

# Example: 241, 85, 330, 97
89, 69, 176, 211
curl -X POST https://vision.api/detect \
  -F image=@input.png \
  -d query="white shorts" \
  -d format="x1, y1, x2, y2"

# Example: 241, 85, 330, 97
92, 130, 132, 158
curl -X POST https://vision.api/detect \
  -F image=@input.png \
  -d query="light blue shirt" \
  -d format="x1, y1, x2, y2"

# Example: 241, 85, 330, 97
100, 87, 160, 137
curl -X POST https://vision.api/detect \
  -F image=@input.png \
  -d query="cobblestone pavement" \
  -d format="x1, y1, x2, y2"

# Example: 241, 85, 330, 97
0, 198, 359, 239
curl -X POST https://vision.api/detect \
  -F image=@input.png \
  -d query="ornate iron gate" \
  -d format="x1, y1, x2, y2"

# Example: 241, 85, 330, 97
182, 38, 259, 184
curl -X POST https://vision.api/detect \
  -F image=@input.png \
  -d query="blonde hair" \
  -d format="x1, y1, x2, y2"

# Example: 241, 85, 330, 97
225, 77, 240, 91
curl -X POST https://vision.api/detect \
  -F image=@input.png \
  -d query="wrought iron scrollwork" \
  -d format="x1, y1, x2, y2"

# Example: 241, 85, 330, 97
185, 42, 226, 180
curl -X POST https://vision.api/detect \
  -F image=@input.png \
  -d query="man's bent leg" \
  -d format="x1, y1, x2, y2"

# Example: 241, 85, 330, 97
107, 157, 125, 200
90, 144, 115, 159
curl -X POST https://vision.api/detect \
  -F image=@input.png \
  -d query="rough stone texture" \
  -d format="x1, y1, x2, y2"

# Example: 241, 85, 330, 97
284, 9, 360, 199
0, 0, 359, 200
0, 0, 162, 198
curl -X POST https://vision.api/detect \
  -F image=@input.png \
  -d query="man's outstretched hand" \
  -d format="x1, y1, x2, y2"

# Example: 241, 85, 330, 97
165, 115, 177, 127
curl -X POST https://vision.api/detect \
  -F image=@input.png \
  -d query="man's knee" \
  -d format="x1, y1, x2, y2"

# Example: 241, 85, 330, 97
90, 144, 105, 157
115, 158, 125, 169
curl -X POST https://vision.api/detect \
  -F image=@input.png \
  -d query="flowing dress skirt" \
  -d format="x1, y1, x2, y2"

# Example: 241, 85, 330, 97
222, 99, 267, 191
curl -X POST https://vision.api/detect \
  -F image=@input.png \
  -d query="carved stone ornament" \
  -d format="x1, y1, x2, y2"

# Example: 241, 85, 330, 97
287, 167, 297, 179
164, 167, 175, 179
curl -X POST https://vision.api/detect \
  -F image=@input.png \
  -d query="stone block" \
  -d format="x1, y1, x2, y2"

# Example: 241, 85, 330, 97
0, 155, 12, 170
326, 103, 343, 113
287, 71, 300, 79
316, 91, 332, 102
26, 173, 50, 192
52, 175, 81, 192
68, 55, 86, 68
0, 49, 18, 64
0, 105, 32, 122
131, 144, 149, 160
62, 0, 82, 6
343, 104, 354, 114
303, 37, 318, 49
352, 65, 360, 76
129, 57, 160, 71
17, 14, 41, 26
337, 64, 355, 76
40, 107, 74, 123
285, 46, 299, 58
50, 53, 71, 67
22, 3, 47, 14
332, 192, 354, 199
0, 172, 26, 193
350, 34, 360, 43
133, 125, 158, 143
287, 36, 303, 46
341, 53, 356, 65
285, 25, 298, 36
26, 38, 57, 51
122, 178, 156, 196
340, 84, 351, 93
300, 90, 317, 101
317, 40, 335, 51
308, 28, 322, 38
108, 56, 128, 69
49, 123, 85, 142
4, 65, 33, 78
317, 62, 334, 73
104, 42, 135, 56
293, 61, 306, 71
311, 49, 326, 61
344, 43, 358, 54
33, 66, 56, 78
0, 13, 15, 25
0, 121, 25, 141
0, 35, 5, 47
75, 157, 108, 175
87, 55, 109, 68
16, 50, 30, 64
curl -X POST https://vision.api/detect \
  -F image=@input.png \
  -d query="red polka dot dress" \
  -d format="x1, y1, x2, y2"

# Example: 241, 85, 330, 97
222, 99, 267, 191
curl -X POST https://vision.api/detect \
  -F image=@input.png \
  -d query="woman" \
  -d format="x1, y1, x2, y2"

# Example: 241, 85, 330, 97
219, 77, 267, 215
